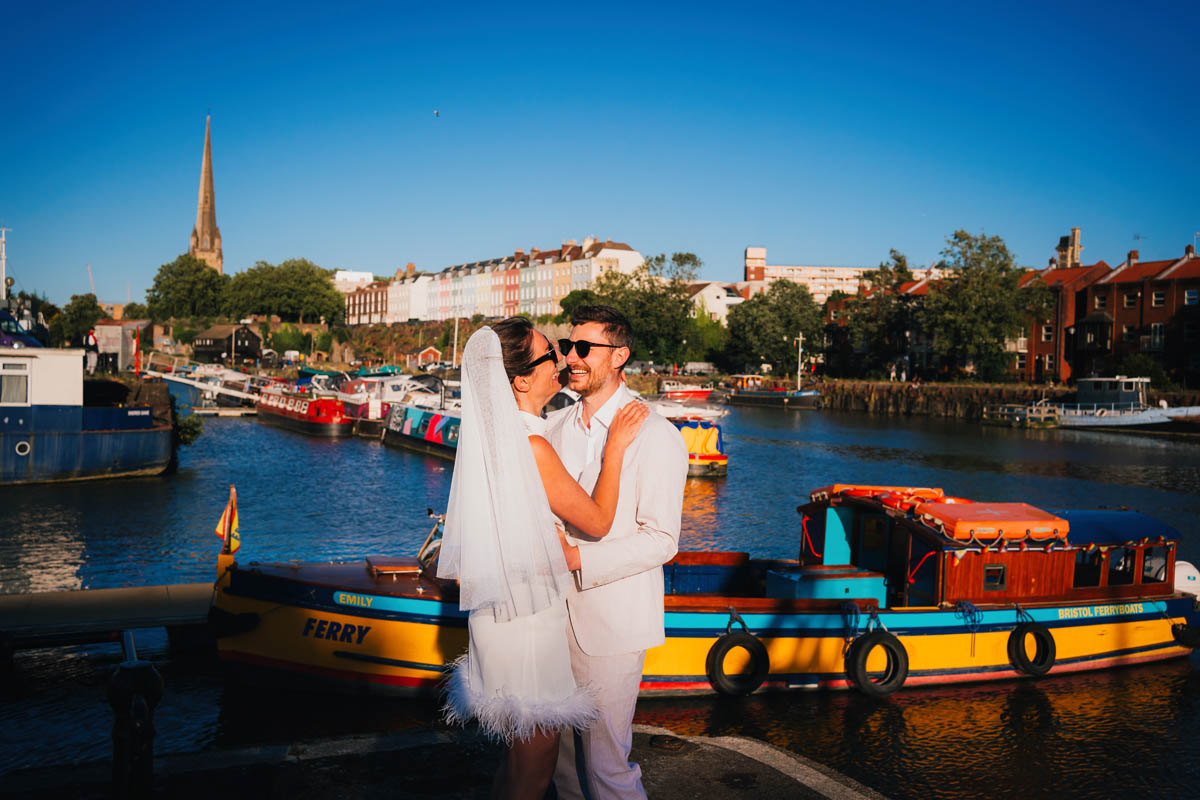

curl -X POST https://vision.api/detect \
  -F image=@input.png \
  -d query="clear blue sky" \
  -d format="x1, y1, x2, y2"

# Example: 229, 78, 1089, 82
3, 1, 1198, 306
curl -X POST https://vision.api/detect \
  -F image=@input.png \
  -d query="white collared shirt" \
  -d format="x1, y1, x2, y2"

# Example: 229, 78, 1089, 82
557, 385, 630, 480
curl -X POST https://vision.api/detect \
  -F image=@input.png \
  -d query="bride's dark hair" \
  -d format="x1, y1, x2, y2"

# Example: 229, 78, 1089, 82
490, 317, 541, 380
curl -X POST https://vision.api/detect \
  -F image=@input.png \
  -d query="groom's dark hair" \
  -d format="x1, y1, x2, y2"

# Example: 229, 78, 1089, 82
570, 305, 634, 363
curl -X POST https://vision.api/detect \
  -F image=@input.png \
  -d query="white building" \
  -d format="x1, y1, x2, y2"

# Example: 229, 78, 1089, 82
742, 246, 939, 305
333, 269, 374, 294
687, 281, 745, 325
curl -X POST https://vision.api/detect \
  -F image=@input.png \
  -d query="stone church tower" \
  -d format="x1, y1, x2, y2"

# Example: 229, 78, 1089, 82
188, 115, 223, 273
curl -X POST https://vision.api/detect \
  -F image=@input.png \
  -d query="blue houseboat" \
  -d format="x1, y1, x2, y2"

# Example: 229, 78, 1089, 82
0, 349, 173, 485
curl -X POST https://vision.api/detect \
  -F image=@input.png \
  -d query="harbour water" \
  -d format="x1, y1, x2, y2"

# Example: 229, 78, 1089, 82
3, 409, 1200, 797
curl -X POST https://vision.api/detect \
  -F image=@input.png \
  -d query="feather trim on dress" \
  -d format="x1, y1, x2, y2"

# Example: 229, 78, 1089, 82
442, 655, 599, 744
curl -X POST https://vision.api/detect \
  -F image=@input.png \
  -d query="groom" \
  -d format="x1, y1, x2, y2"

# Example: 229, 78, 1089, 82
547, 305, 688, 800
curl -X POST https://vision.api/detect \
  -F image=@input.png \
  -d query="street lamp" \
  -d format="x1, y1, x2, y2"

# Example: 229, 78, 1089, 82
785, 333, 803, 381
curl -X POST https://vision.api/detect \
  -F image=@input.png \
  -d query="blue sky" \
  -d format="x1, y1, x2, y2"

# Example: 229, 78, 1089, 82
3, 1, 1198, 306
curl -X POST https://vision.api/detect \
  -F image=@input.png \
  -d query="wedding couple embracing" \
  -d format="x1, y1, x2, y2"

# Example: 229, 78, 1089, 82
438, 305, 689, 799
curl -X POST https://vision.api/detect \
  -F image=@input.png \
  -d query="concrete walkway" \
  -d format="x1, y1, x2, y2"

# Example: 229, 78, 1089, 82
3, 724, 889, 799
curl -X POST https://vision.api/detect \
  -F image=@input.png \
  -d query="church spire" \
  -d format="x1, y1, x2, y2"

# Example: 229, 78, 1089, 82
188, 114, 223, 274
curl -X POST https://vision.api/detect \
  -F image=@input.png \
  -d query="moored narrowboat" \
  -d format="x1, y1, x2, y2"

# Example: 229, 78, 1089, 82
380, 403, 461, 459
722, 374, 820, 409
209, 485, 1199, 698
255, 384, 353, 437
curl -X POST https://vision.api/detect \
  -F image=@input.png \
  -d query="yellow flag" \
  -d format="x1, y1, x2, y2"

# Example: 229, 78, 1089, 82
214, 486, 240, 554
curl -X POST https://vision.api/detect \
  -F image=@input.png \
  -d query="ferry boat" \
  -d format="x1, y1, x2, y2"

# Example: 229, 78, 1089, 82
1, 349, 173, 484
208, 485, 1199, 697
722, 374, 821, 409
255, 384, 353, 437
658, 380, 713, 401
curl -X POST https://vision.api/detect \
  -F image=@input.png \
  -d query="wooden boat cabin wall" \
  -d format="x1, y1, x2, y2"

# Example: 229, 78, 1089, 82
797, 487, 1180, 610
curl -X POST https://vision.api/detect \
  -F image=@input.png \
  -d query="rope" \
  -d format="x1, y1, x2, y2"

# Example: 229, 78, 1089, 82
955, 600, 983, 633
801, 516, 822, 558
841, 601, 861, 643
1013, 603, 1034, 624
908, 551, 936, 584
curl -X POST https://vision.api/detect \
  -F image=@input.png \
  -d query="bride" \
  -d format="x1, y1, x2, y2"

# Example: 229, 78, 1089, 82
438, 317, 648, 800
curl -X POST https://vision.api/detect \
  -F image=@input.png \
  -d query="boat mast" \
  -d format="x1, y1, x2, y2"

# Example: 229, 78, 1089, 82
0, 227, 9, 304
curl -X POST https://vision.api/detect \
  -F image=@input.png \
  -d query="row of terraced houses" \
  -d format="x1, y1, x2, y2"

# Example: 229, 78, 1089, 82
341, 238, 644, 325
827, 229, 1200, 383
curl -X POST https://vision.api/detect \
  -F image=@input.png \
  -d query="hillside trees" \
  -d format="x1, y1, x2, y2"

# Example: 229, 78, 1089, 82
591, 252, 700, 364
146, 254, 229, 320
725, 280, 822, 377
48, 293, 106, 346
841, 249, 917, 373
921, 230, 1050, 381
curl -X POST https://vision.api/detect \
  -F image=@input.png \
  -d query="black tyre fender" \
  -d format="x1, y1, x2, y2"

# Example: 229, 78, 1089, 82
706, 631, 770, 696
1008, 622, 1056, 676
846, 630, 909, 698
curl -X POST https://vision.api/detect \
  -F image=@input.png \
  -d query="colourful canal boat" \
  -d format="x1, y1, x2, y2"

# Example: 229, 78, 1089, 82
209, 485, 1199, 697
255, 384, 353, 437
380, 402, 461, 459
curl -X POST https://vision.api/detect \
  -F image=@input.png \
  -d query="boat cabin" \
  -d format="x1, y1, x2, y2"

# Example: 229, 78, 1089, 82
1074, 376, 1149, 409
792, 486, 1180, 609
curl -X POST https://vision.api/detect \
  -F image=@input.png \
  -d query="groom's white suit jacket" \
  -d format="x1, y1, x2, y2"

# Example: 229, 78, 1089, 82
545, 385, 689, 656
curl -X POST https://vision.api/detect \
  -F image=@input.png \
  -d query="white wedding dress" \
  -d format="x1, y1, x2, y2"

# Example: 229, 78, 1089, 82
439, 329, 597, 742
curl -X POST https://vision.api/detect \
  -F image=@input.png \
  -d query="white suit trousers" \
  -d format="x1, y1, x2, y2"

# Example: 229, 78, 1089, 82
553, 622, 647, 800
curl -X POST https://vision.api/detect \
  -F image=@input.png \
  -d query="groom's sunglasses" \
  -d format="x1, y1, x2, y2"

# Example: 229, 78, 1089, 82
558, 339, 622, 359
525, 345, 559, 370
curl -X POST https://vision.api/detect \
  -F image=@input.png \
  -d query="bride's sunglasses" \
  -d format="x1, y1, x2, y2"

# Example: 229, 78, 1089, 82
558, 339, 622, 359
526, 344, 559, 370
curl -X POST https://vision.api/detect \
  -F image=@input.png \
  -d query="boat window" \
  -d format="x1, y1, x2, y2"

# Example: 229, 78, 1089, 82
1107, 547, 1137, 586
983, 564, 1006, 591
301, 402, 309, 413
1122, 382, 1134, 392
1142, 546, 1168, 584
0, 373, 28, 404
1074, 549, 1103, 587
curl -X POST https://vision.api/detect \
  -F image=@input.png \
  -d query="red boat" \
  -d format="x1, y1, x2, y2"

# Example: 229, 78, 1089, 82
255, 385, 353, 437
658, 380, 712, 401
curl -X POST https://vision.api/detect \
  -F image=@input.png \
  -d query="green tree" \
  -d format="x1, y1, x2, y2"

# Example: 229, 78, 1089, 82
146, 254, 229, 320
842, 249, 917, 373
122, 301, 149, 319
683, 308, 728, 363
556, 289, 600, 323
223, 258, 344, 325
14, 290, 60, 322
591, 252, 700, 365
921, 230, 1050, 381
48, 293, 106, 346
223, 261, 278, 320
725, 281, 822, 378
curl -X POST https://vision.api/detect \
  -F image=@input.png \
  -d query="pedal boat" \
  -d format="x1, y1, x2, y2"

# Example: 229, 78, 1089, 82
209, 486, 1200, 698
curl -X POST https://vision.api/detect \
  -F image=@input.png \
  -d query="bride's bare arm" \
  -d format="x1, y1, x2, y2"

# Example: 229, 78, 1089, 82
529, 402, 650, 539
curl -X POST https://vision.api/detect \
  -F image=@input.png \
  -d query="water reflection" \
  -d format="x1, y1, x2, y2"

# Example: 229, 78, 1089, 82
635, 658, 1199, 799
3, 411, 1200, 796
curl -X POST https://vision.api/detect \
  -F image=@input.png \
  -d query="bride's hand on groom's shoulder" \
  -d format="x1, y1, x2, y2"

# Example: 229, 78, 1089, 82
607, 402, 650, 453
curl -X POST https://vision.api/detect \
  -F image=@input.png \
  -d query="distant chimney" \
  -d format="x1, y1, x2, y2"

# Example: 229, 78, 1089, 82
1128, 250, 1139, 265
567, 239, 577, 247
582, 236, 596, 250
1187, 244, 1196, 259
514, 248, 524, 257
406, 262, 416, 278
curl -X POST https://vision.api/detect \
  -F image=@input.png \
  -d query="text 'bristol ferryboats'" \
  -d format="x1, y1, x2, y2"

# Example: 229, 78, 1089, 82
255, 384, 353, 437
208, 484, 1199, 698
